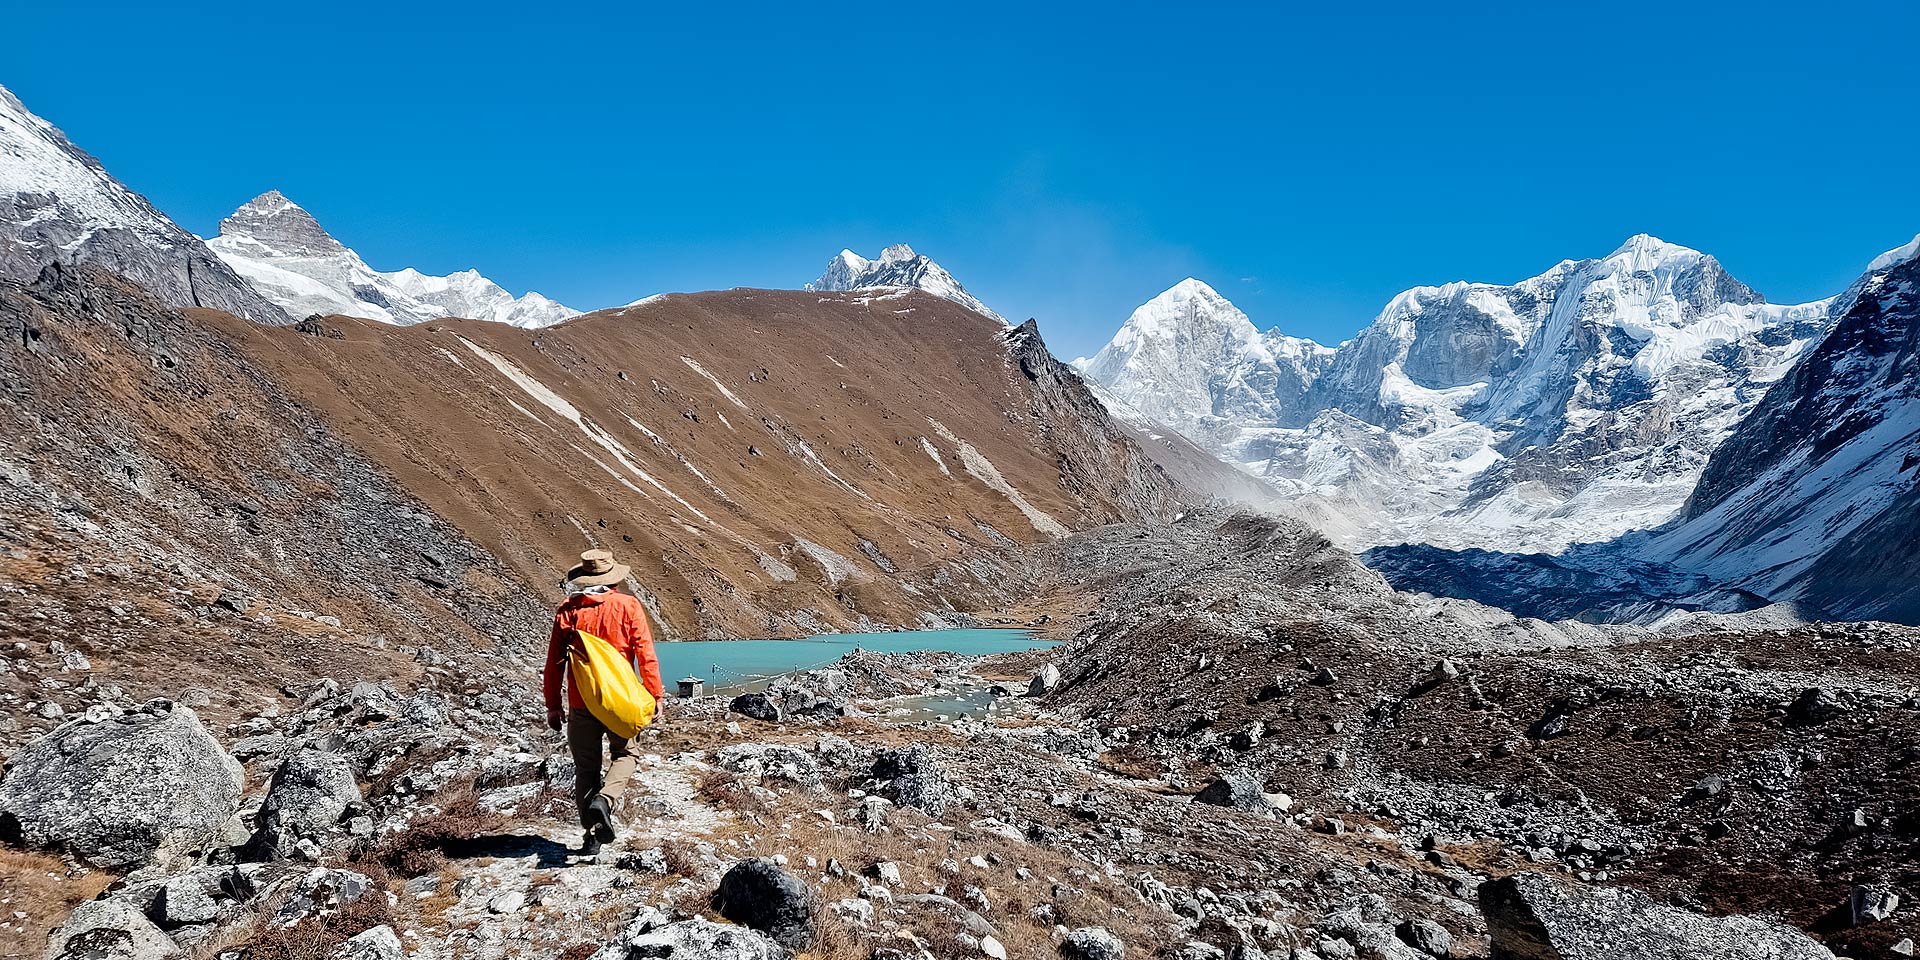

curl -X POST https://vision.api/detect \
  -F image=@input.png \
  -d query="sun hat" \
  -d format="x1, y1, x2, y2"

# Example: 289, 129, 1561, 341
565, 549, 631, 587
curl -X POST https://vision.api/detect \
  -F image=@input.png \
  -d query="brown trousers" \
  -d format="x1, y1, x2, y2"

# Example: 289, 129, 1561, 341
566, 708, 636, 821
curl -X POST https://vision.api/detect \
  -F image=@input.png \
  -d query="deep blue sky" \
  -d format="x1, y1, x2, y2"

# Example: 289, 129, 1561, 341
10, 2, 1918, 357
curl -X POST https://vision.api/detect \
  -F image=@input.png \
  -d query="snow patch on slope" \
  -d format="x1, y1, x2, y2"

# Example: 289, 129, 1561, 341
927, 418, 1068, 538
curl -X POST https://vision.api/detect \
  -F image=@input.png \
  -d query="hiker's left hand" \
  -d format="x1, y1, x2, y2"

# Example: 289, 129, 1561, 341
546, 708, 565, 731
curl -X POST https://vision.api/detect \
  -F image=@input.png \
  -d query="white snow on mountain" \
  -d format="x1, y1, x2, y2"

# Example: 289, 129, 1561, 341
1074, 278, 1335, 451
0, 83, 287, 322
805, 244, 1004, 323
1077, 235, 1836, 553
207, 191, 579, 328
1636, 233, 1920, 619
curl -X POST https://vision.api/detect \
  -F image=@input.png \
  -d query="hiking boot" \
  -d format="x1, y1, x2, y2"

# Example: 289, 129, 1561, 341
579, 832, 602, 858
586, 796, 617, 844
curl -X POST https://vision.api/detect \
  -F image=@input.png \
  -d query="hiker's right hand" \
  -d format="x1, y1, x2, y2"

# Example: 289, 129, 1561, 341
546, 708, 565, 731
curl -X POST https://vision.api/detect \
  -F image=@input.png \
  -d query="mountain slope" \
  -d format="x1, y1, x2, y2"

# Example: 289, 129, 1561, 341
1642, 234, 1920, 621
207, 191, 579, 327
0, 83, 287, 323
805, 244, 1004, 323
1078, 237, 1834, 553
206, 286, 1183, 638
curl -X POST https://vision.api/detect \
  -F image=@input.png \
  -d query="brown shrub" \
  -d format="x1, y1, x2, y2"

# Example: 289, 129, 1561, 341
694, 769, 769, 817
359, 782, 505, 877
232, 878, 395, 960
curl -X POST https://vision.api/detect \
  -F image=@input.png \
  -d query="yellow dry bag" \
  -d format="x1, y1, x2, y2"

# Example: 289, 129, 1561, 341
568, 628, 656, 738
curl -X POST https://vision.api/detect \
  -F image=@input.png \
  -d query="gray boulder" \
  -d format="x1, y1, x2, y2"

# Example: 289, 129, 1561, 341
1028, 663, 1062, 697
1193, 772, 1276, 813
591, 907, 789, 960
872, 746, 951, 816
245, 748, 362, 861
1396, 917, 1453, 957
1062, 927, 1125, 960
1481, 873, 1834, 959
716, 858, 817, 949
43, 899, 185, 960
715, 744, 821, 788
0, 702, 242, 869
729, 692, 782, 723
331, 925, 404, 960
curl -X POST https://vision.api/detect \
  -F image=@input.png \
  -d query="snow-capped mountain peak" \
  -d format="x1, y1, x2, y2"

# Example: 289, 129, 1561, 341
0, 82, 288, 322
1077, 278, 1334, 446
805, 243, 1004, 323
216, 190, 348, 258
206, 192, 580, 328
1078, 236, 1836, 554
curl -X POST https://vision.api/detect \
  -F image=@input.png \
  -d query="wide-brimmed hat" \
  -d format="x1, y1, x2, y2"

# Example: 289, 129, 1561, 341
565, 549, 631, 587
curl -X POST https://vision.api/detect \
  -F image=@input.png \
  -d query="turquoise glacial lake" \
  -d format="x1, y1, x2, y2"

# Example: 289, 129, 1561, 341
654, 628, 1050, 693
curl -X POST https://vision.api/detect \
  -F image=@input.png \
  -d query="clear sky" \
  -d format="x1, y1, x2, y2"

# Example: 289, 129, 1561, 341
10, 1, 1918, 358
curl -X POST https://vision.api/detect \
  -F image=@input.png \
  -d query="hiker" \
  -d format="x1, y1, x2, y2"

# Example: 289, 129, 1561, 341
542, 549, 663, 855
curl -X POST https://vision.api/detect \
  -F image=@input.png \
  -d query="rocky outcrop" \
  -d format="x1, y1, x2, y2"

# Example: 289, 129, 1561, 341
0, 701, 241, 868
41, 899, 185, 960
1480, 873, 1834, 960
871, 746, 951, 816
244, 748, 364, 861
591, 907, 789, 960
0, 84, 288, 323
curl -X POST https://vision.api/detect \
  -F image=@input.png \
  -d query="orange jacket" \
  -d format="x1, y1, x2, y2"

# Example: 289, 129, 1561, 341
543, 590, 664, 712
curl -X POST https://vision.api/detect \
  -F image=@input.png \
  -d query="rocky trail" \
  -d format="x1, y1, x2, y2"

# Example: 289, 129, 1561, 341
7, 526, 1914, 960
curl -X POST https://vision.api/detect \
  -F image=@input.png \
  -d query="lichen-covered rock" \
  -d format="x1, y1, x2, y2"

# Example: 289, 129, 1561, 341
872, 745, 950, 816
1193, 772, 1277, 813
0, 702, 242, 869
330, 925, 404, 960
591, 907, 789, 960
1481, 873, 1835, 959
42, 899, 185, 960
716, 858, 817, 949
244, 748, 362, 861
715, 744, 821, 788
1062, 927, 1125, 960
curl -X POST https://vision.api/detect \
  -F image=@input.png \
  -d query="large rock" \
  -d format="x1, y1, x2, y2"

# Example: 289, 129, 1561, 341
872, 746, 951, 816
729, 693, 782, 723
42, 899, 185, 960
716, 858, 816, 949
0, 702, 243, 869
715, 744, 821, 789
1193, 772, 1278, 813
1062, 927, 1125, 960
245, 748, 363, 861
591, 907, 789, 960
1481, 873, 1835, 959
1028, 663, 1062, 697
331, 924, 404, 960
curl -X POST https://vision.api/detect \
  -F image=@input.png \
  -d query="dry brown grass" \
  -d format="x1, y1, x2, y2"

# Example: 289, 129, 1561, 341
694, 769, 771, 818
221, 870, 395, 960
0, 850, 115, 959
357, 781, 505, 877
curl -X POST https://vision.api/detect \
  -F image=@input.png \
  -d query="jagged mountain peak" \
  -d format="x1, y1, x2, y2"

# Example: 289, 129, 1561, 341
0, 82, 289, 322
217, 190, 347, 259
1079, 235, 1833, 554
1604, 232, 1702, 264
206, 193, 579, 328
805, 243, 1004, 323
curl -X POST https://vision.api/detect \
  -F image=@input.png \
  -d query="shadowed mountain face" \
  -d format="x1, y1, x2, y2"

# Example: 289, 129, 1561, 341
1367, 237, 1920, 627
0, 85, 287, 324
